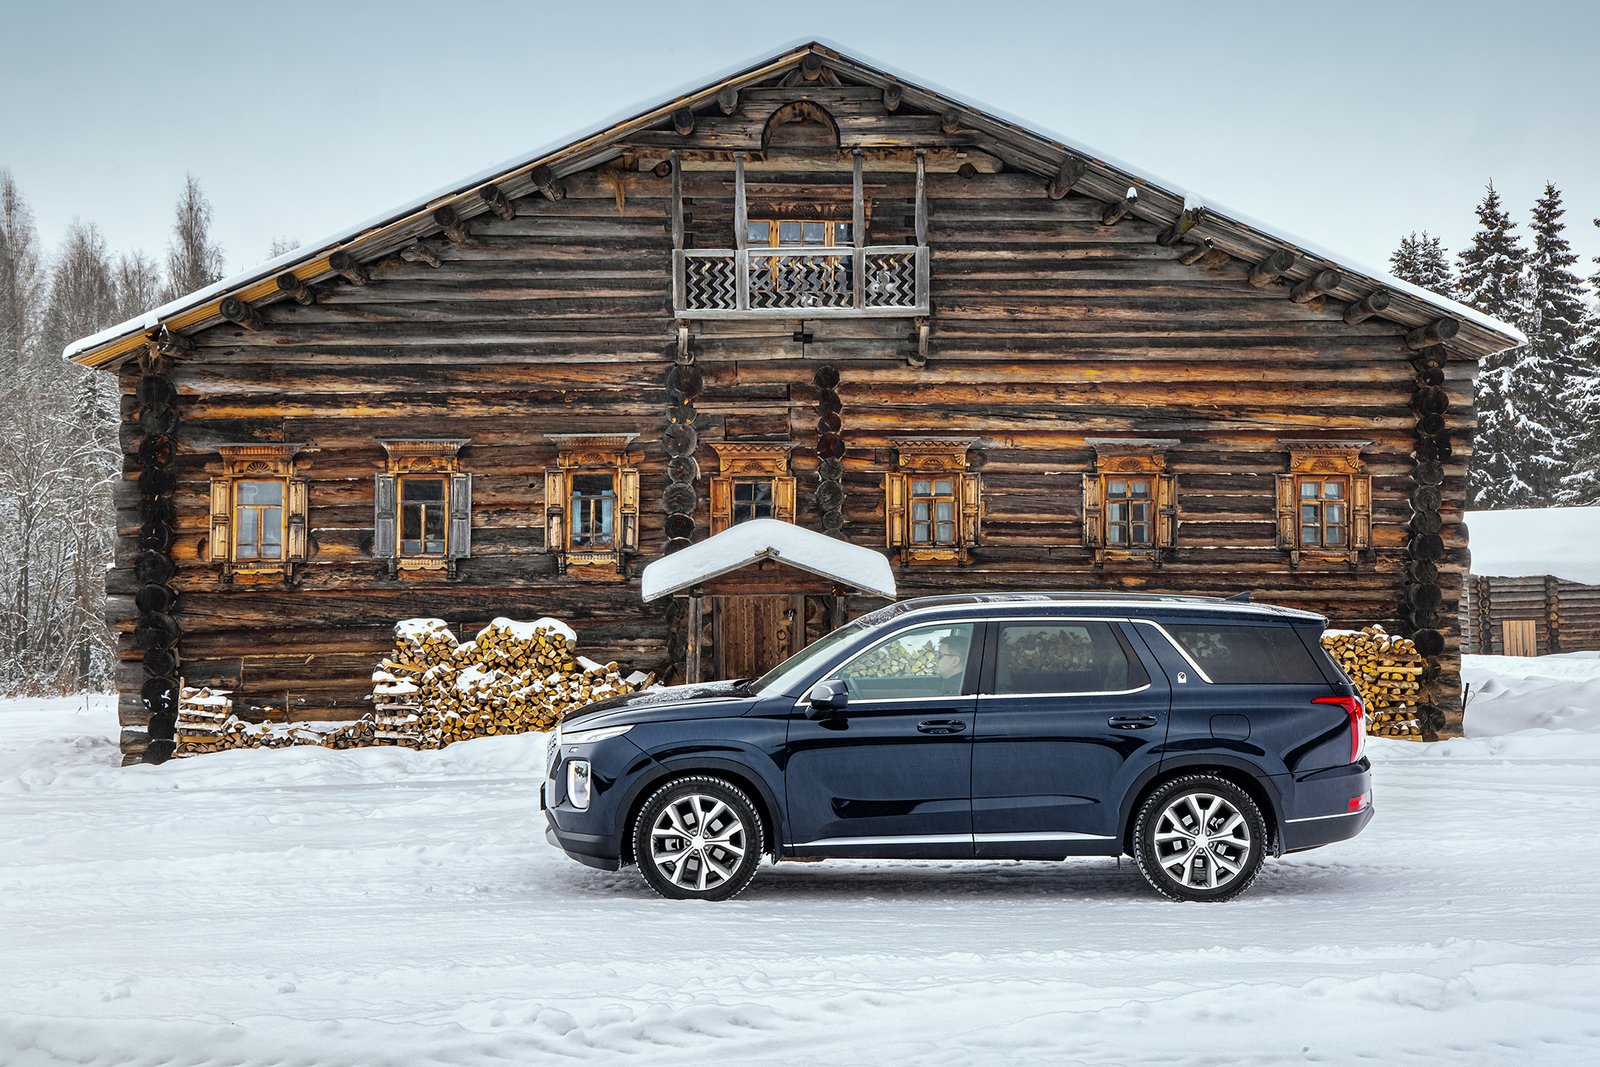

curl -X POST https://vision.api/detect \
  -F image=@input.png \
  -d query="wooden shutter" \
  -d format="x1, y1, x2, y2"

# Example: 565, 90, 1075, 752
618, 467, 640, 552
209, 478, 232, 563
960, 473, 982, 547
1275, 474, 1297, 551
1351, 474, 1372, 552
709, 477, 733, 534
774, 476, 797, 524
1156, 474, 1178, 549
884, 472, 907, 549
286, 477, 309, 561
448, 473, 472, 559
373, 474, 398, 559
544, 469, 566, 553
1082, 474, 1104, 548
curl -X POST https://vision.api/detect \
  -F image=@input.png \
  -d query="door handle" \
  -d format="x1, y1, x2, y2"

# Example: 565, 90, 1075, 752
1108, 715, 1159, 730
917, 720, 967, 735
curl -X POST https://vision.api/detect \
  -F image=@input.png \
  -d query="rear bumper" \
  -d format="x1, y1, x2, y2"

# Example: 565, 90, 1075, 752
1280, 760, 1373, 852
1282, 804, 1374, 852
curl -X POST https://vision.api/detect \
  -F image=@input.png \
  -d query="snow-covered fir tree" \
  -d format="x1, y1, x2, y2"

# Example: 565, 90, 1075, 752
1522, 183, 1590, 501
1559, 220, 1600, 504
1455, 184, 1532, 507
1389, 231, 1455, 298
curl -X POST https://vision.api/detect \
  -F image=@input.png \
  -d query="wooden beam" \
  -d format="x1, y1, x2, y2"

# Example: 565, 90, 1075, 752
1155, 207, 1205, 247
1046, 155, 1088, 200
1405, 318, 1461, 350
670, 149, 684, 252
399, 243, 442, 268
1198, 248, 1231, 270
652, 159, 671, 178
432, 206, 468, 244
882, 82, 902, 111
915, 150, 928, 246
328, 251, 369, 286
957, 162, 977, 179
529, 165, 565, 202
1177, 240, 1212, 266
1100, 188, 1138, 226
716, 86, 738, 115
1343, 289, 1391, 325
275, 272, 315, 305
219, 296, 262, 331
1247, 249, 1296, 288
1289, 268, 1342, 303
940, 110, 963, 135
478, 183, 516, 222
154, 327, 194, 355
800, 54, 825, 81
672, 108, 695, 136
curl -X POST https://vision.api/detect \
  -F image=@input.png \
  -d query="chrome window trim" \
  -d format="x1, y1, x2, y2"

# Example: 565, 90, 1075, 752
1130, 619, 1215, 684
973, 831, 1116, 843
981, 616, 1149, 698
790, 618, 980, 708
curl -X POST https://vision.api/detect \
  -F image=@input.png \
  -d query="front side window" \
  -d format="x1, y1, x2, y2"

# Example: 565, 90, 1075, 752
835, 623, 976, 700
400, 476, 448, 556
1105, 477, 1154, 548
570, 474, 616, 548
991, 622, 1144, 695
909, 477, 958, 546
234, 480, 285, 560
732, 478, 775, 524
1298, 476, 1348, 548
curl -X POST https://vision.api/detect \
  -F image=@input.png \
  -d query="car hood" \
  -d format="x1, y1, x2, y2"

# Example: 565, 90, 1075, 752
558, 679, 758, 733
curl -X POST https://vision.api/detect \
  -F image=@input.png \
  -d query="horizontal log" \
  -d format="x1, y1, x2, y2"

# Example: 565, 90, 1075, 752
479, 183, 516, 222
1247, 250, 1296, 289
328, 251, 369, 286
432, 205, 469, 243
1289, 269, 1342, 303
1343, 289, 1390, 325
276, 273, 315, 305
1405, 318, 1460, 350
219, 296, 262, 330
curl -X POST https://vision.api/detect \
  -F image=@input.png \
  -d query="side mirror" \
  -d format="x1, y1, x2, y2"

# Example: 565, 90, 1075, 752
806, 680, 848, 719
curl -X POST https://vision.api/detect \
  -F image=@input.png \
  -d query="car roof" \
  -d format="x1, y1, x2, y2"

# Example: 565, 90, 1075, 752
858, 592, 1326, 627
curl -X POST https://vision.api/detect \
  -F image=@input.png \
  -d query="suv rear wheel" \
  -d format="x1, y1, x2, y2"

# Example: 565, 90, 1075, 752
1134, 775, 1266, 902
632, 776, 764, 901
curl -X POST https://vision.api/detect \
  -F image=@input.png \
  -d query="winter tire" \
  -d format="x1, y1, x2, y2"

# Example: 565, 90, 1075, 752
1134, 775, 1266, 902
632, 776, 763, 901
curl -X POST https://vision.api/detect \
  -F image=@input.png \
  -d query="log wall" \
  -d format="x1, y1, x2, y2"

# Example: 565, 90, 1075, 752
1463, 574, 1600, 655
107, 110, 1477, 761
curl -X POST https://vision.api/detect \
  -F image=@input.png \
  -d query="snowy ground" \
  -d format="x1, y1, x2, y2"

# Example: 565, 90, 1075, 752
4, 660, 1600, 1066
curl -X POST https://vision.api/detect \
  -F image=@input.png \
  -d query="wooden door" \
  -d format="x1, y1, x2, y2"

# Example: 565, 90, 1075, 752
1501, 619, 1537, 657
714, 595, 802, 680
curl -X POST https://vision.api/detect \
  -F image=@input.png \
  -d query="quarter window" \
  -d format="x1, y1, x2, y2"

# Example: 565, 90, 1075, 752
1162, 624, 1325, 685
991, 622, 1145, 695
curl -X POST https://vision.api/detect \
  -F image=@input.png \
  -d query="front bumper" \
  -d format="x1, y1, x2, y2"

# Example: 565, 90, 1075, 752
544, 819, 622, 870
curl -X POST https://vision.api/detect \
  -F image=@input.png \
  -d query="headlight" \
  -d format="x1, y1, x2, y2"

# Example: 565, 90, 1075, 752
562, 723, 633, 745
567, 760, 592, 810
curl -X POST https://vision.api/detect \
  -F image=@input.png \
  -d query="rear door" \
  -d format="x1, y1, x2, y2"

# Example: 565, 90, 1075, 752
971, 618, 1171, 856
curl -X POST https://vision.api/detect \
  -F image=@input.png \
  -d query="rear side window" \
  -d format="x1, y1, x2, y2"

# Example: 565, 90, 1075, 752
990, 622, 1148, 695
1162, 623, 1324, 685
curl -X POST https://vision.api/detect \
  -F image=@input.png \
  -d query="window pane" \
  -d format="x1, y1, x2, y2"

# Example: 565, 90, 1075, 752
802, 221, 825, 243
747, 221, 769, 244
911, 501, 929, 523
935, 520, 955, 543
259, 507, 283, 558
837, 623, 975, 698
992, 622, 1142, 695
1325, 480, 1344, 499
935, 501, 953, 522
239, 480, 282, 505
835, 222, 852, 243
1131, 480, 1149, 496
779, 221, 802, 243
424, 506, 446, 554
1301, 504, 1319, 523
1130, 523, 1148, 544
1108, 525, 1125, 544
1301, 524, 1321, 545
1326, 527, 1345, 545
403, 478, 445, 502
1325, 503, 1345, 524
934, 479, 953, 496
911, 521, 931, 544
236, 508, 258, 558
1108, 479, 1126, 497
1300, 481, 1318, 498
1162, 623, 1325, 685
912, 480, 931, 496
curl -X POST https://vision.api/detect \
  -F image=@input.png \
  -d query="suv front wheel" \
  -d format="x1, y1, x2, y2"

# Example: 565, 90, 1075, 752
1134, 775, 1266, 902
632, 776, 764, 901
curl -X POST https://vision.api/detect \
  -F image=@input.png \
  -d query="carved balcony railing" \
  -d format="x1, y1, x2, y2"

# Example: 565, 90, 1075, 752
675, 245, 929, 319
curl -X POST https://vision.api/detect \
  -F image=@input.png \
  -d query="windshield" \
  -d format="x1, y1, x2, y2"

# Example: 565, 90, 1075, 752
754, 618, 872, 696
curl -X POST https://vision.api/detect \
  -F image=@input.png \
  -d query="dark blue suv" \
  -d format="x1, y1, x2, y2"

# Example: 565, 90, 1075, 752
540, 593, 1373, 902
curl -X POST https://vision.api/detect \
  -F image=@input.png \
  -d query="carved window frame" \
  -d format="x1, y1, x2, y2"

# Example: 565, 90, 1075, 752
209, 444, 307, 579
375, 439, 471, 576
885, 438, 982, 566
545, 434, 639, 579
1083, 439, 1178, 566
1276, 441, 1372, 567
708, 442, 797, 534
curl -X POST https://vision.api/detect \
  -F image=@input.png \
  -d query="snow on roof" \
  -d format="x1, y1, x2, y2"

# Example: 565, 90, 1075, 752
1467, 507, 1600, 586
64, 39, 1523, 365
640, 519, 896, 601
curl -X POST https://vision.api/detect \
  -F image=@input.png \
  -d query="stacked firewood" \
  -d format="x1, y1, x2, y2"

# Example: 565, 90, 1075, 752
174, 687, 328, 754
1321, 626, 1426, 738
379, 617, 654, 745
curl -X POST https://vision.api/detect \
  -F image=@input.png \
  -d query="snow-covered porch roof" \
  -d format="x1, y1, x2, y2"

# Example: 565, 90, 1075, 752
640, 519, 896, 602
1466, 507, 1600, 586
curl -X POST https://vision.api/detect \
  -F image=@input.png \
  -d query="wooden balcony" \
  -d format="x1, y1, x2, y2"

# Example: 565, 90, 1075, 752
674, 245, 928, 319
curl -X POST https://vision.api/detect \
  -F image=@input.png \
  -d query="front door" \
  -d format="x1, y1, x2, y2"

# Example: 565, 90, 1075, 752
715, 595, 801, 680
785, 621, 981, 857
971, 619, 1171, 856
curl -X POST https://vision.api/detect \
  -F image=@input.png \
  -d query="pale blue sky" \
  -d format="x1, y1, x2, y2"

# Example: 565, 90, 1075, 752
4, 0, 1597, 290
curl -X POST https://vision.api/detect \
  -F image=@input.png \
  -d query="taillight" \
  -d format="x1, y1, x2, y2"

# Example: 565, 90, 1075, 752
1314, 695, 1366, 763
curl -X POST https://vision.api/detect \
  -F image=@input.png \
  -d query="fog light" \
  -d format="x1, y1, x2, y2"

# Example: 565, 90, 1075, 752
567, 760, 592, 810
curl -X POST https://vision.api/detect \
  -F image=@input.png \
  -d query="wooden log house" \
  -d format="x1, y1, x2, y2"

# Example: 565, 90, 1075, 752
64, 42, 1523, 762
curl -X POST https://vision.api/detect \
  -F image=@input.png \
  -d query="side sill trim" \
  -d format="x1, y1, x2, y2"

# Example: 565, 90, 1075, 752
790, 831, 1117, 848
1285, 809, 1368, 824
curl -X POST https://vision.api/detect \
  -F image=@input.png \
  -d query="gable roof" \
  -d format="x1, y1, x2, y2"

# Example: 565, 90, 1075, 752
64, 39, 1524, 369
640, 519, 897, 601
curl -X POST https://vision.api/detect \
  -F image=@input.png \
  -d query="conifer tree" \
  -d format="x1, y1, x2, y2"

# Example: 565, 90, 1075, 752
1455, 184, 1531, 508
1559, 220, 1600, 504
1522, 183, 1589, 500
1389, 231, 1455, 299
